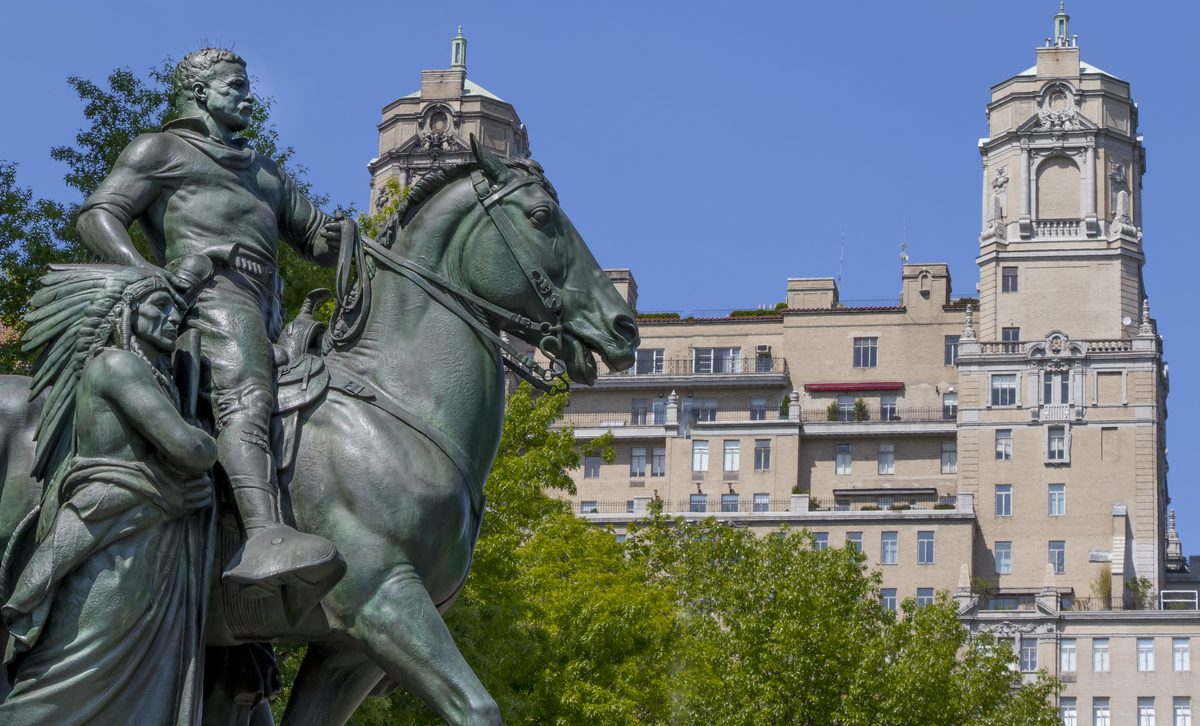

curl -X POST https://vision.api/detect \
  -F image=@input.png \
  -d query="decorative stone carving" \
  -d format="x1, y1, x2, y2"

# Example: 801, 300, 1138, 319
1138, 298, 1154, 336
1036, 82, 1083, 132
982, 168, 1008, 241
961, 304, 976, 340
416, 103, 463, 153
1027, 330, 1084, 361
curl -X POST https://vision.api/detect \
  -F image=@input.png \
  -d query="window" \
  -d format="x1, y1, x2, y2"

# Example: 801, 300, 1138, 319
652, 399, 666, 424
942, 392, 958, 420
723, 440, 740, 473
1092, 698, 1110, 726
881, 531, 898, 565
584, 455, 601, 478
721, 493, 739, 512
1137, 638, 1155, 672
916, 588, 934, 607
1048, 483, 1065, 516
941, 441, 957, 474
991, 374, 1018, 405
688, 494, 707, 513
1060, 698, 1077, 726
1048, 541, 1065, 575
995, 484, 1013, 516
1020, 638, 1038, 672
846, 531, 863, 552
650, 447, 665, 477
918, 531, 935, 565
1002, 326, 1021, 353
754, 439, 771, 471
1092, 638, 1109, 672
631, 399, 648, 425
878, 443, 895, 475
754, 351, 774, 372
580, 500, 598, 513
692, 440, 709, 472
1173, 638, 1191, 671
692, 399, 718, 422
1044, 371, 1070, 405
752, 493, 770, 512
1139, 699, 1156, 726
635, 348, 664, 374
995, 541, 1012, 574
853, 337, 878, 368
995, 429, 1013, 460
1002, 266, 1018, 292
813, 532, 828, 551
694, 347, 740, 373
626, 500, 635, 513
880, 394, 898, 421
944, 335, 960, 366
1048, 426, 1067, 462
1061, 638, 1077, 672
1175, 698, 1192, 726
749, 397, 767, 421
881, 588, 897, 612
630, 448, 647, 478
837, 395, 856, 421
835, 443, 852, 475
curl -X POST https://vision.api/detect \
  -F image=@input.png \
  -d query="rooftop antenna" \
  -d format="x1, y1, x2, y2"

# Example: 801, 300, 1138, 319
838, 232, 845, 285
900, 218, 909, 264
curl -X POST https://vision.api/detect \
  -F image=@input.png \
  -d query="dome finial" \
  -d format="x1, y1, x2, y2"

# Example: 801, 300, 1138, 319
451, 26, 467, 71
1052, 1, 1073, 47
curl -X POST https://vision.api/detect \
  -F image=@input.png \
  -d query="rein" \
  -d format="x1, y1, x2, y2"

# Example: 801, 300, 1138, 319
326, 170, 572, 393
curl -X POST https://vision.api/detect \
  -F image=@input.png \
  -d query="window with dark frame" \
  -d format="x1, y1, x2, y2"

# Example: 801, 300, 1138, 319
853, 337, 878, 368
1002, 266, 1018, 292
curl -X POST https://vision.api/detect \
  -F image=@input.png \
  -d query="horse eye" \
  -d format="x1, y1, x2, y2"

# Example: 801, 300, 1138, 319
529, 207, 551, 226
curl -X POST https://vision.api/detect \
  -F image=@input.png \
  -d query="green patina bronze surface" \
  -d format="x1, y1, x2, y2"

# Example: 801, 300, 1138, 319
0, 48, 637, 725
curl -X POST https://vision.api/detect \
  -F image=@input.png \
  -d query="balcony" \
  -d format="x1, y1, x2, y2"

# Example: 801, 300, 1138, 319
1031, 403, 1083, 423
1033, 219, 1081, 238
969, 338, 1135, 357
596, 356, 790, 389
799, 406, 956, 436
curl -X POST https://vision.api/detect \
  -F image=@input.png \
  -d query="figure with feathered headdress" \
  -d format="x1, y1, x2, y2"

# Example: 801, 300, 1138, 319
0, 264, 218, 725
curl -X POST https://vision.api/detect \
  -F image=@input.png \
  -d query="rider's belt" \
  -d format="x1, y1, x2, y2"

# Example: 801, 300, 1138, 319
231, 251, 277, 284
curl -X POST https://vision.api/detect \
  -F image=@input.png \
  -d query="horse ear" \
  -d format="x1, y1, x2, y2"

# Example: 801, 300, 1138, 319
470, 134, 513, 184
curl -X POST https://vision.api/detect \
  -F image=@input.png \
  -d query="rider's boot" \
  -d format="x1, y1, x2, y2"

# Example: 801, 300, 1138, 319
220, 435, 344, 601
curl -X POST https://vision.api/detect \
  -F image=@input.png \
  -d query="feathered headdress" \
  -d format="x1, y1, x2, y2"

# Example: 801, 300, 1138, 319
21, 264, 171, 484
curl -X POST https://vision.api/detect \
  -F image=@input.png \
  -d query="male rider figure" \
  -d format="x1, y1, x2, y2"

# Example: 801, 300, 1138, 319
76, 48, 342, 596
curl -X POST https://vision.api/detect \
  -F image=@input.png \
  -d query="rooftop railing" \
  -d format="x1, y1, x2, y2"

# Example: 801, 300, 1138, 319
800, 406, 955, 424
604, 356, 788, 377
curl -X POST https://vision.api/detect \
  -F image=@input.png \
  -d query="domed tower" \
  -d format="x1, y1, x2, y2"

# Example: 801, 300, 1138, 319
367, 27, 531, 214
976, 2, 1145, 342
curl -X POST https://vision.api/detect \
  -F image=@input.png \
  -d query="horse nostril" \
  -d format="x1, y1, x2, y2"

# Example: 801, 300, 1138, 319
612, 314, 639, 345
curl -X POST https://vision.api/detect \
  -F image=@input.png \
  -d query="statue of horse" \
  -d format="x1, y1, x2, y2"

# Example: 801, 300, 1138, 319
0, 137, 638, 724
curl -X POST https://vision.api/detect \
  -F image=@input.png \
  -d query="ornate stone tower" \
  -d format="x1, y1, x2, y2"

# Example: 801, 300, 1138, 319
976, 2, 1146, 342
367, 27, 531, 213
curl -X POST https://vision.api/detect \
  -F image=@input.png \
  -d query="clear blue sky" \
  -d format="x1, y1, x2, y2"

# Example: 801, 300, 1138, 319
4, 1, 1200, 548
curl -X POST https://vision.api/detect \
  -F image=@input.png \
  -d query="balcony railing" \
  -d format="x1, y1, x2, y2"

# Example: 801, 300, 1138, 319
604, 356, 788, 377
1034, 219, 1081, 238
800, 406, 955, 424
811, 499, 957, 513
556, 411, 667, 428
973, 339, 1134, 356
573, 499, 793, 515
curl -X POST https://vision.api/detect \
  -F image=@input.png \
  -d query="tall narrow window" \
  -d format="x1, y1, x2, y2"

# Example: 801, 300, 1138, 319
1019, 638, 1038, 671
941, 441, 957, 474
853, 337, 878, 368
1174, 638, 1191, 672
877, 443, 895, 475
846, 531, 863, 552
631, 399, 648, 425
995, 541, 1012, 574
1044, 371, 1070, 404
630, 448, 647, 478
991, 374, 1017, 405
723, 440, 740, 473
1060, 698, 1077, 726
1139, 698, 1156, 726
917, 530, 935, 564
1175, 697, 1192, 726
584, 455, 601, 478
1061, 638, 1077, 672
835, 443, 852, 475
837, 395, 856, 421
1002, 266, 1018, 292
1048, 540, 1066, 574
880, 588, 897, 611
995, 484, 1013, 516
754, 439, 772, 471
1001, 326, 1021, 353
1137, 638, 1155, 671
1048, 483, 1065, 516
1048, 426, 1067, 461
880, 394, 898, 421
749, 397, 767, 421
944, 335, 960, 365
1092, 697, 1110, 726
880, 531, 898, 565
995, 429, 1013, 460
692, 440, 709, 472
650, 447, 666, 477
1092, 638, 1109, 672
942, 392, 958, 420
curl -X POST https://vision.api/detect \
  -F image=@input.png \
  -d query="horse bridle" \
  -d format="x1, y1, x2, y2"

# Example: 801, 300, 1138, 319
328, 168, 573, 393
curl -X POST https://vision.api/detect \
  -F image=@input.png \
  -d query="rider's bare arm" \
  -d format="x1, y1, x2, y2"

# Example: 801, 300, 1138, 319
77, 134, 172, 268
89, 350, 218, 475
277, 169, 340, 267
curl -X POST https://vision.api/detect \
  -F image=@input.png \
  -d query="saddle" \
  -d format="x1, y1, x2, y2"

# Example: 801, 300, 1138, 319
270, 290, 332, 480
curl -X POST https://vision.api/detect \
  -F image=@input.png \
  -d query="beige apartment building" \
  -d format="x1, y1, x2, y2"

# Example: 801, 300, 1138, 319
378, 17, 1197, 724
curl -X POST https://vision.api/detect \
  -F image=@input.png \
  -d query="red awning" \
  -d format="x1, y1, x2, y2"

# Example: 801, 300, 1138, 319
804, 382, 905, 393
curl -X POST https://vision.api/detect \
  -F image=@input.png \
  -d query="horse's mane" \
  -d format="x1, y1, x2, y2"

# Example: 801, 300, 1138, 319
377, 157, 557, 249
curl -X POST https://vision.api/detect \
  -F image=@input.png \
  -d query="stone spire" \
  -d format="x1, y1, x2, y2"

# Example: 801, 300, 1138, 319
451, 26, 468, 71
1166, 509, 1188, 572
961, 303, 976, 340
1051, 1, 1073, 47
1138, 298, 1154, 336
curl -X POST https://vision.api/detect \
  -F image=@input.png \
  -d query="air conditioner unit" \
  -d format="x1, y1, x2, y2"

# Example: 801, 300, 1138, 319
756, 344, 772, 356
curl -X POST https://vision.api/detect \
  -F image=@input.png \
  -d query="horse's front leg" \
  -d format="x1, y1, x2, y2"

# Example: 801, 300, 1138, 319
348, 567, 500, 725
